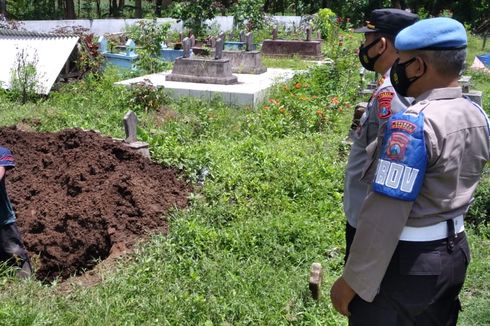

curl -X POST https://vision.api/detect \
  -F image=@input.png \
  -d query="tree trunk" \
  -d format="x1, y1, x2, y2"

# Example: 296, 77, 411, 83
391, 0, 402, 8
58, 0, 64, 14
65, 0, 76, 18
112, 0, 118, 17
0, 0, 6, 18
155, 0, 163, 17
96, 0, 101, 18
135, 0, 142, 18
118, 0, 125, 14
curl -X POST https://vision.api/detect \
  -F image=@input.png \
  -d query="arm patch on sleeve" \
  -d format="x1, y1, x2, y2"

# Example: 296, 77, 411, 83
0, 147, 15, 168
377, 91, 394, 119
372, 112, 427, 201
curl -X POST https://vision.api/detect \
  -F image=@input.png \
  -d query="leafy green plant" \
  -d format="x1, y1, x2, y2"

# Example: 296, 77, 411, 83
127, 79, 171, 113
125, 20, 172, 74
9, 48, 41, 104
467, 167, 490, 235
232, 0, 266, 31
169, 0, 222, 38
313, 8, 337, 41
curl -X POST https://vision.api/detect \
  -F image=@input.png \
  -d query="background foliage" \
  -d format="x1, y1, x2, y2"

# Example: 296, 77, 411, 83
1, 0, 489, 30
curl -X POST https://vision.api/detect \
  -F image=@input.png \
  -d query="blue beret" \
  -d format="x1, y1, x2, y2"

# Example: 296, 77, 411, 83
395, 17, 467, 51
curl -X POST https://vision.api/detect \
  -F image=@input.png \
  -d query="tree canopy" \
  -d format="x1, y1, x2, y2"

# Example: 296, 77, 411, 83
0, 0, 488, 29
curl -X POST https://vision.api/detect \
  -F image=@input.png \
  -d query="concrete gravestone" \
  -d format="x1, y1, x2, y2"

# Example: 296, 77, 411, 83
215, 38, 224, 60
166, 35, 238, 84
122, 111, 150, 158
245, 32, 254, 52
239, 31, 246, 43
182, 37, 192, 58
306, 27, 312, 41
272, 26, 278, 40
261, 25, 322, 59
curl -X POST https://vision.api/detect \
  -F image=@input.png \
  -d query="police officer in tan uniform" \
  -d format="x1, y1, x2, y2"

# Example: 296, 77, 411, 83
344, 9, 418, 261
331, 17, 490, 325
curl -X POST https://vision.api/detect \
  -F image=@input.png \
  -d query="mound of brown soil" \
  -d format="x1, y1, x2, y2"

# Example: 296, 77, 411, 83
0, 127, 190, 281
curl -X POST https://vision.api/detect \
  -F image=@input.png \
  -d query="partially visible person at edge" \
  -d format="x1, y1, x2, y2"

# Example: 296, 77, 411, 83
331, 17, 490, 325
343, 8, 419, 261
0, 146, 32, 278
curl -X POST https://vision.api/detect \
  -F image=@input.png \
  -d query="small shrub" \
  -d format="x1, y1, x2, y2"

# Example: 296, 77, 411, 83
467, 167, 490, 233
232, 0, 266, 31
9, 48, 42, 104
125, 20, 172, 74
313, 8, 337, 41
128, 79, 171, 113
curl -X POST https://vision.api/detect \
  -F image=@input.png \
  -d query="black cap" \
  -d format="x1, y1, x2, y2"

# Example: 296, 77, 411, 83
354, 8, 419, 36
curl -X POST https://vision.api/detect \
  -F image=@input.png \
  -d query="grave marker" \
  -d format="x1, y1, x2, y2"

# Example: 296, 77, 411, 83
272, 26, 278, 40
246, 32, 254, 52
125, 39, 136, 56
122, 111, 150, 158
98, 36, 108, 53
215, 38, 224, 60
306, 27, 312, 41
240, 31, 246, 43
183, 37, 192, 58
123, 111, 138, 143
219, 32, 226, 43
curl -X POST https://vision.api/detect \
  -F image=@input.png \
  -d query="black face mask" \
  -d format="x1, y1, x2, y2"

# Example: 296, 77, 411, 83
390, 57, 426, 97
358, 38, 383, 71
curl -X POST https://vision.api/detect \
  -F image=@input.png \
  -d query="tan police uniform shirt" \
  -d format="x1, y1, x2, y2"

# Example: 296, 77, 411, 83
344, 71, 412, 227
343, 87, 490, 302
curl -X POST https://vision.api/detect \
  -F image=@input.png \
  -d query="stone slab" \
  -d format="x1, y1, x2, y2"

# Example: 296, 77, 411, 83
166, 57, 238, 85
261, 39, 323, 59
116, 68, 296, 107
222, 50, 267, 74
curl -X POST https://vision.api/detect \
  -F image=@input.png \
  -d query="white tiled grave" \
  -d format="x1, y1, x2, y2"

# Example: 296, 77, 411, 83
116, 68, 297, 107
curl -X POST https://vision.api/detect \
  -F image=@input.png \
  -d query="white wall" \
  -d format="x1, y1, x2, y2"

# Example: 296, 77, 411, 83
18, 16, 304, 35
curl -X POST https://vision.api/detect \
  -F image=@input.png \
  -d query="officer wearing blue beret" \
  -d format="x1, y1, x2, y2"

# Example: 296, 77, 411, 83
331, 17, 490, 325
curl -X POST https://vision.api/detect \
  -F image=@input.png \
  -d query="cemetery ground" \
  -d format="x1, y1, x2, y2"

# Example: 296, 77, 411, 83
0, 35, 488, 324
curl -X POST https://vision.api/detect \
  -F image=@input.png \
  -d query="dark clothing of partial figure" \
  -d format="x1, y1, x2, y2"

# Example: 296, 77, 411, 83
0, 146, 32, 277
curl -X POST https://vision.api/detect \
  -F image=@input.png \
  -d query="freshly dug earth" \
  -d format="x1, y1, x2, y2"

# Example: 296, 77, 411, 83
0, 127, 190, 281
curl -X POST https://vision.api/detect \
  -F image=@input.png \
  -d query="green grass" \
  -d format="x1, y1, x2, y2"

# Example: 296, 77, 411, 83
0, 33, 488, 325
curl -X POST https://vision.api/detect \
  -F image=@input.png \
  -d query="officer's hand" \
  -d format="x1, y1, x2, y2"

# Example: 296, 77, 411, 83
330, 276, 356, 316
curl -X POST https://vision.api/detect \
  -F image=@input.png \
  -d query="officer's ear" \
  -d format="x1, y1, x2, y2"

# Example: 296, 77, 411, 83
378, 37, 388, 53
413, 56, 428, 77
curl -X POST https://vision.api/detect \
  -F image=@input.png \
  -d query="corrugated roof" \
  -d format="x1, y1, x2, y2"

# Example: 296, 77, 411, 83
0, 29, 79, 94
0, 28, 77, 38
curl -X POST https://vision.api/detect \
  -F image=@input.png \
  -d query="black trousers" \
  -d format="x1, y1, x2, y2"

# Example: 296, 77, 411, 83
345, 222, 356, 264
0, 222, 32, 278
346, 226, 469, 326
